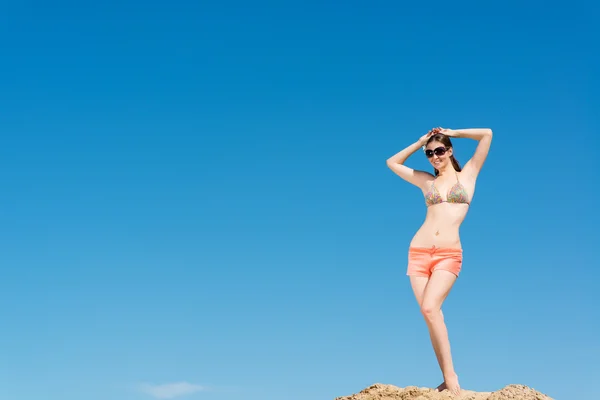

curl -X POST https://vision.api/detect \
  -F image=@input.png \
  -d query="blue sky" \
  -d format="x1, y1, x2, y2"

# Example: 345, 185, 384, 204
0, 1, 597, 399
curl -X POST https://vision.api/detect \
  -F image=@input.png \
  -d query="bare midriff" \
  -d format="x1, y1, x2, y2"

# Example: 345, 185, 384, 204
409, 202, 469, 249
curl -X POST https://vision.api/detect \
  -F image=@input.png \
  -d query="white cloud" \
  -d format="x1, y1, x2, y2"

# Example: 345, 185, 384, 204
137, 382, 205, 399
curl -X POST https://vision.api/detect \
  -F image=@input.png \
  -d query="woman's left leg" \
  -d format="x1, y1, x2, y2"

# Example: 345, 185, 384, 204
420, 269, 460, 396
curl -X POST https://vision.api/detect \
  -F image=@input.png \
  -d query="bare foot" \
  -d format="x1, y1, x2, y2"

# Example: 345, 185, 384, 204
444, 373, 461, 396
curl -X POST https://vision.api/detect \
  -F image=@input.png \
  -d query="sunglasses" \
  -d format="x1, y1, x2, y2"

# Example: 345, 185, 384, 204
424, 146, 448, 158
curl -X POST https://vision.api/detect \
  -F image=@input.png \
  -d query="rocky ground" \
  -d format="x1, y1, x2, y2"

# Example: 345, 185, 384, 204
334, 383, 553, 400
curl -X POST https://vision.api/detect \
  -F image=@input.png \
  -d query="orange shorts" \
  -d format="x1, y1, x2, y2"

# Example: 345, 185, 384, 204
406, 246, 463, 278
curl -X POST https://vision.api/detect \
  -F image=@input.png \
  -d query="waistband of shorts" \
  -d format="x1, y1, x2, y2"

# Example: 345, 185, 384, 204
409, 246, 463, 254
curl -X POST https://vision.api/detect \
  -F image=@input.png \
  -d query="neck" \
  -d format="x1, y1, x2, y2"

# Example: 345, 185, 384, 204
436, 165, 454, 177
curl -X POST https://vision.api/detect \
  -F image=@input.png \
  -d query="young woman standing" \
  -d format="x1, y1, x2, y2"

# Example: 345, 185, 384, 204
386, 127, 493, 396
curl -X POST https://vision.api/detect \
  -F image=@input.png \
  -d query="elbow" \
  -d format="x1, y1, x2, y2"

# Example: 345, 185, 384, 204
478, 129, 493, 140
387, 158, 401, 167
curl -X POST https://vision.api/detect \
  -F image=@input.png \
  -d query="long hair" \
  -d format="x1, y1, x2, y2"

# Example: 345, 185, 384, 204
426, 134, 461, 176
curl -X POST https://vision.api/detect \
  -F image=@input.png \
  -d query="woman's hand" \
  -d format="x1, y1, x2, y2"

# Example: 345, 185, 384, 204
418, 131, 432, 145
418, 127, 458, 146
438, 127, 458, 137
418, 128, 438, 145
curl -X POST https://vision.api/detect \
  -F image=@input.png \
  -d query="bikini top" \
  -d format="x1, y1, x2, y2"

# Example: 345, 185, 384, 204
424, 171, 470, 207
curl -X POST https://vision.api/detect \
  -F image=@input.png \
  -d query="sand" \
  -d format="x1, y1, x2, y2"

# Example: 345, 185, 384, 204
334, 383, 553, 400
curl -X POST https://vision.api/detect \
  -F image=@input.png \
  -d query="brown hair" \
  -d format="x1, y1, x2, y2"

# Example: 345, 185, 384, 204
426, 134, 462, 176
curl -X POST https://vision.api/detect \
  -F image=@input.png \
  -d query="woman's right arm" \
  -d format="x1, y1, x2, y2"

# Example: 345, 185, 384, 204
386, 136, 433, 190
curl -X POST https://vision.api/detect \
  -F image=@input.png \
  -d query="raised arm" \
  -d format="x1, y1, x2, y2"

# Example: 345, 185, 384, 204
386, 131, 435, 190
440, 128, 493, 178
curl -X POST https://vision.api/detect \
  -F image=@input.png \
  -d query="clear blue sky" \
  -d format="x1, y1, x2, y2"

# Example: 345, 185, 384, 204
0, 1, 597, 400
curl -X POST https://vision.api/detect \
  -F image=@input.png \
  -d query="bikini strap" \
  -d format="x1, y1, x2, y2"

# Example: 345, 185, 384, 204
430, 176, 438, 189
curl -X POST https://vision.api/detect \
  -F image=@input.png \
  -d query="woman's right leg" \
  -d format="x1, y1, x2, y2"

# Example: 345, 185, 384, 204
409, 275, 429, 306
409, 275, 446, 391
420, 270, 460, 396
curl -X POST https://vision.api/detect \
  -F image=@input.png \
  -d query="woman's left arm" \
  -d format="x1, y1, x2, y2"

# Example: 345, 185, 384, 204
441, 128, 493, 178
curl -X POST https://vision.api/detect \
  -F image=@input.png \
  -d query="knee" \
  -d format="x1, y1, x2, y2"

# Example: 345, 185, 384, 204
420, 304, 443, 321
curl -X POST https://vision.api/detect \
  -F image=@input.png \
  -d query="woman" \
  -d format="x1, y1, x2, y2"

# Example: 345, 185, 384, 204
385, 127, 493, 396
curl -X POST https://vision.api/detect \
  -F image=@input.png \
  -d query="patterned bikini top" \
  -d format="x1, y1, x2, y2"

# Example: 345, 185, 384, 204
424, 171, 470, 207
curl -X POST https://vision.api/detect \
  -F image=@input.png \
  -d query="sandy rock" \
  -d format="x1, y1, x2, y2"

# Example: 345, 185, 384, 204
334, 383, 553, 400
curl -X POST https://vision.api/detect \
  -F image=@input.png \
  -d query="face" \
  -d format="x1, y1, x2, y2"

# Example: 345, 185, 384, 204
425, 141, 452, 170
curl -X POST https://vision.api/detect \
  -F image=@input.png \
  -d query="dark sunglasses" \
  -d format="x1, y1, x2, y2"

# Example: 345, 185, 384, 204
424, 146, 448, 158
